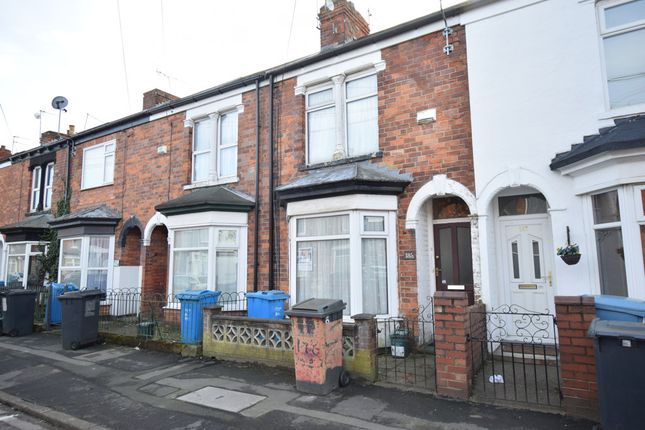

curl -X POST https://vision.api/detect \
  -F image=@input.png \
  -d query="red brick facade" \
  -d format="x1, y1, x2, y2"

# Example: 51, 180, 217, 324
0, 17, 473, 319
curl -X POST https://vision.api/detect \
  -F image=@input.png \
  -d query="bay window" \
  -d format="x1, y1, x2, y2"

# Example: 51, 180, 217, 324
592, 190, 628, 296
4, 242, 45, 288
292, 210, 395, 317
59, 236, 114, 291
306, 73, 379, 165
169, 226, 244, 296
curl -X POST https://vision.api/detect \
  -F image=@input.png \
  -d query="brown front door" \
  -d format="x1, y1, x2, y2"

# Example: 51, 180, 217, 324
433, 223, 474, 303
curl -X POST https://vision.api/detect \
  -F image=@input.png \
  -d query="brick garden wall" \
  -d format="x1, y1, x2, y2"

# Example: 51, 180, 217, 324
555, 296, 599, 421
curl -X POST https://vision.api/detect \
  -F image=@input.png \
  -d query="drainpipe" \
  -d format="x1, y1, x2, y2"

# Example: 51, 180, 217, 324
64, 138, 74, 209
268, 74, 275, 291
253, 79, 261, 292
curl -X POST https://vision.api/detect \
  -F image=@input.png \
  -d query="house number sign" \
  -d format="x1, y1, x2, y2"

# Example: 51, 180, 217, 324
404, 251, 416, 260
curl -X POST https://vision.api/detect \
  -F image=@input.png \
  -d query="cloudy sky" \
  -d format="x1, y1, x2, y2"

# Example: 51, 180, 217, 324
0, 0, 461, 153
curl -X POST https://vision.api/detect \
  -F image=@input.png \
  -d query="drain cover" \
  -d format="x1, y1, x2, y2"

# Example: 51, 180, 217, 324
178, 386, 266, 413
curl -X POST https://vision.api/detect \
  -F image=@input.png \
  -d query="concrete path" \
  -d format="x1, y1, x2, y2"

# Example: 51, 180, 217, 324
0, 333, 595, 430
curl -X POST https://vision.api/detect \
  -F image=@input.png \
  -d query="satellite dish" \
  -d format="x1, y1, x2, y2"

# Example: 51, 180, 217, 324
51, 96, 68, 110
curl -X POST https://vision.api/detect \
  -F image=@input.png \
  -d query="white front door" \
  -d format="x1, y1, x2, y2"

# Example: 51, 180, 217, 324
499, 217, 553, 315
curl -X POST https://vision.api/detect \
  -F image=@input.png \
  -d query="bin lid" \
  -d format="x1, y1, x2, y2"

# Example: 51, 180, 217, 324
246, 290, 290, 300
285, 298, 345, 318
57, 289, 106, 300
1, 289, 38, 296
588, 318, 645, 340
175, 289, 221, 301
594, 295, 645, 317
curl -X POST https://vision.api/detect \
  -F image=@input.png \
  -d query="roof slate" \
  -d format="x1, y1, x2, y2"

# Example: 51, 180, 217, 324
550, 115, 645, 170
0, 213, 54, 233
155, 186, 255, 215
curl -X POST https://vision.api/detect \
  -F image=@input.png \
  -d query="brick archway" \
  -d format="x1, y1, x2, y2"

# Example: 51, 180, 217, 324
141, 225, 168, 299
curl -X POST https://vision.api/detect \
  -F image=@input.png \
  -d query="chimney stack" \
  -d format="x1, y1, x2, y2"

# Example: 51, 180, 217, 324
143, 88, 179, 110
67, 124, 76, 136
319, 0, 370, 50
40, 130, 67, 146
0, 145, 11, 160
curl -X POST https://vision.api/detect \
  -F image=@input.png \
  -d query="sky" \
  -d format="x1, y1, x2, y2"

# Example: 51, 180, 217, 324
0, 0, 462, 154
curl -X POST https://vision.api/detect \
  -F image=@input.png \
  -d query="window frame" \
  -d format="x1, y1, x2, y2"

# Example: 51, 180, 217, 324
304, 71, 379, 166
597, 0, 645, 113
290, 209, 396, 319
189, 109, 239, 186
3, 241, 46, 288
168, 226, 246, 299
43, 162, 54, 210
81, 140, 116, 190
30, 166, 42, 212
58, 235, 115, 291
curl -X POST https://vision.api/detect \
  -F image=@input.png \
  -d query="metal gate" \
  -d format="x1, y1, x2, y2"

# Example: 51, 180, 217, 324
468, 304, 561, 407
375, 300, 436, 390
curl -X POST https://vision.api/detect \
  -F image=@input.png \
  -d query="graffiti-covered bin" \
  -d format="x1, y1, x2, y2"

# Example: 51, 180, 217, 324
286, 299, 346, 395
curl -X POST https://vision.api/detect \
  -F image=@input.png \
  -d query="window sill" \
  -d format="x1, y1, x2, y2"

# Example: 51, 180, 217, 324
599, 104, 645, 121
298, 152, 383, 172
184, 177, 239, 190
81, 182, 114, 192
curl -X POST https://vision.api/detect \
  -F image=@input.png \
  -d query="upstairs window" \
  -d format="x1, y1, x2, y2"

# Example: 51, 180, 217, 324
191, 111, 238, 184
30, 166, 41, 212
82, 141, 115, 190
44, 163, 54, 210
306, 73, 379, 165
599, 0, 645, 109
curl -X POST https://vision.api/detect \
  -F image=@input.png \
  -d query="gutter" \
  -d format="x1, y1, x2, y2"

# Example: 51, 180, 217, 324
8, 4, 469, 163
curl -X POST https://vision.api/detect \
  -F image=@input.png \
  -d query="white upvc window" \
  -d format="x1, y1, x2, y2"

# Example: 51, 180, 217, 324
291, 210, 395, 318
81, 140, 115, 190
44, 163, 54, 210
3, 242, 46, 288
306, 73, 379, 165
169, 226, 245, 296
58, 236, 114, 291
598, 0, 645, 110
190, 110, 238, 184
30, 167, 42, 212
591, 190, 628, 296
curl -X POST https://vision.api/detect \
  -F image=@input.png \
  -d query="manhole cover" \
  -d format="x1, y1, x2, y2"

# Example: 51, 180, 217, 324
178, 386, 266, 413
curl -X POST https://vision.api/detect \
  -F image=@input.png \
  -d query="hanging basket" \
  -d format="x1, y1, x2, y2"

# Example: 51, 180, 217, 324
560, 254, 581, 265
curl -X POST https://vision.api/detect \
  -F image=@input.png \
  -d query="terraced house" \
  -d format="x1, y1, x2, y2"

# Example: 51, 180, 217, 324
0, 0, 474, 321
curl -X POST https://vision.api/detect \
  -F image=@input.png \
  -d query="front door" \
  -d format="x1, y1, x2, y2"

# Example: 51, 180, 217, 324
499, 218, 552, 315
433, 223, 474, 303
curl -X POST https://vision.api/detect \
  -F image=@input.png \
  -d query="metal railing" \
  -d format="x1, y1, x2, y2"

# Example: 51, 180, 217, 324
97, 289, 247, 343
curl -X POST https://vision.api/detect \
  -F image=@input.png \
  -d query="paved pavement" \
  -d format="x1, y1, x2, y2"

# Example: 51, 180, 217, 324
0, 332, 596, 430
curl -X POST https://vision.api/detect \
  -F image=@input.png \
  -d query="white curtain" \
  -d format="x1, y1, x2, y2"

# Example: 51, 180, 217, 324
82, 146, 103, 188
216, 250, 238, 294
297, 239, 351, 314
193, 119, 213, 182
308, 107, 336, 164
347, 96, 378, 157
296, 215, 349, 237
219, 112, 238, 178
361, 238, 387, 314
87, 237, 110, 291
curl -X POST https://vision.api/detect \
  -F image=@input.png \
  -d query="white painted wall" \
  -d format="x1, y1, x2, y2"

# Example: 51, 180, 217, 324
462, 0, 645, 302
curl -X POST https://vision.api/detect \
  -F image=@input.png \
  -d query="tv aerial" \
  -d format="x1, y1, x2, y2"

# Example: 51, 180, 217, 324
51, 96, 68, 133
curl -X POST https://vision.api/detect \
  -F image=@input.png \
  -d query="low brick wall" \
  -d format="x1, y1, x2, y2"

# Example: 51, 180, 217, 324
202, 306, 377, 381
555, 296, 599, 421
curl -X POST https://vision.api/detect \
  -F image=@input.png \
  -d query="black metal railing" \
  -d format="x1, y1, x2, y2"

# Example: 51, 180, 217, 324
97, 289, 247, 342
469, 304, 561, 407
375, 299, 436, 390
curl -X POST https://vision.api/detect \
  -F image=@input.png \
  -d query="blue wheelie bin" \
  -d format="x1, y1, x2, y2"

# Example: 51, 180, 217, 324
247, 290, 290, 319
176, 290, 221, 344
46, 283, 79, 324
594, 295, 645, 322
